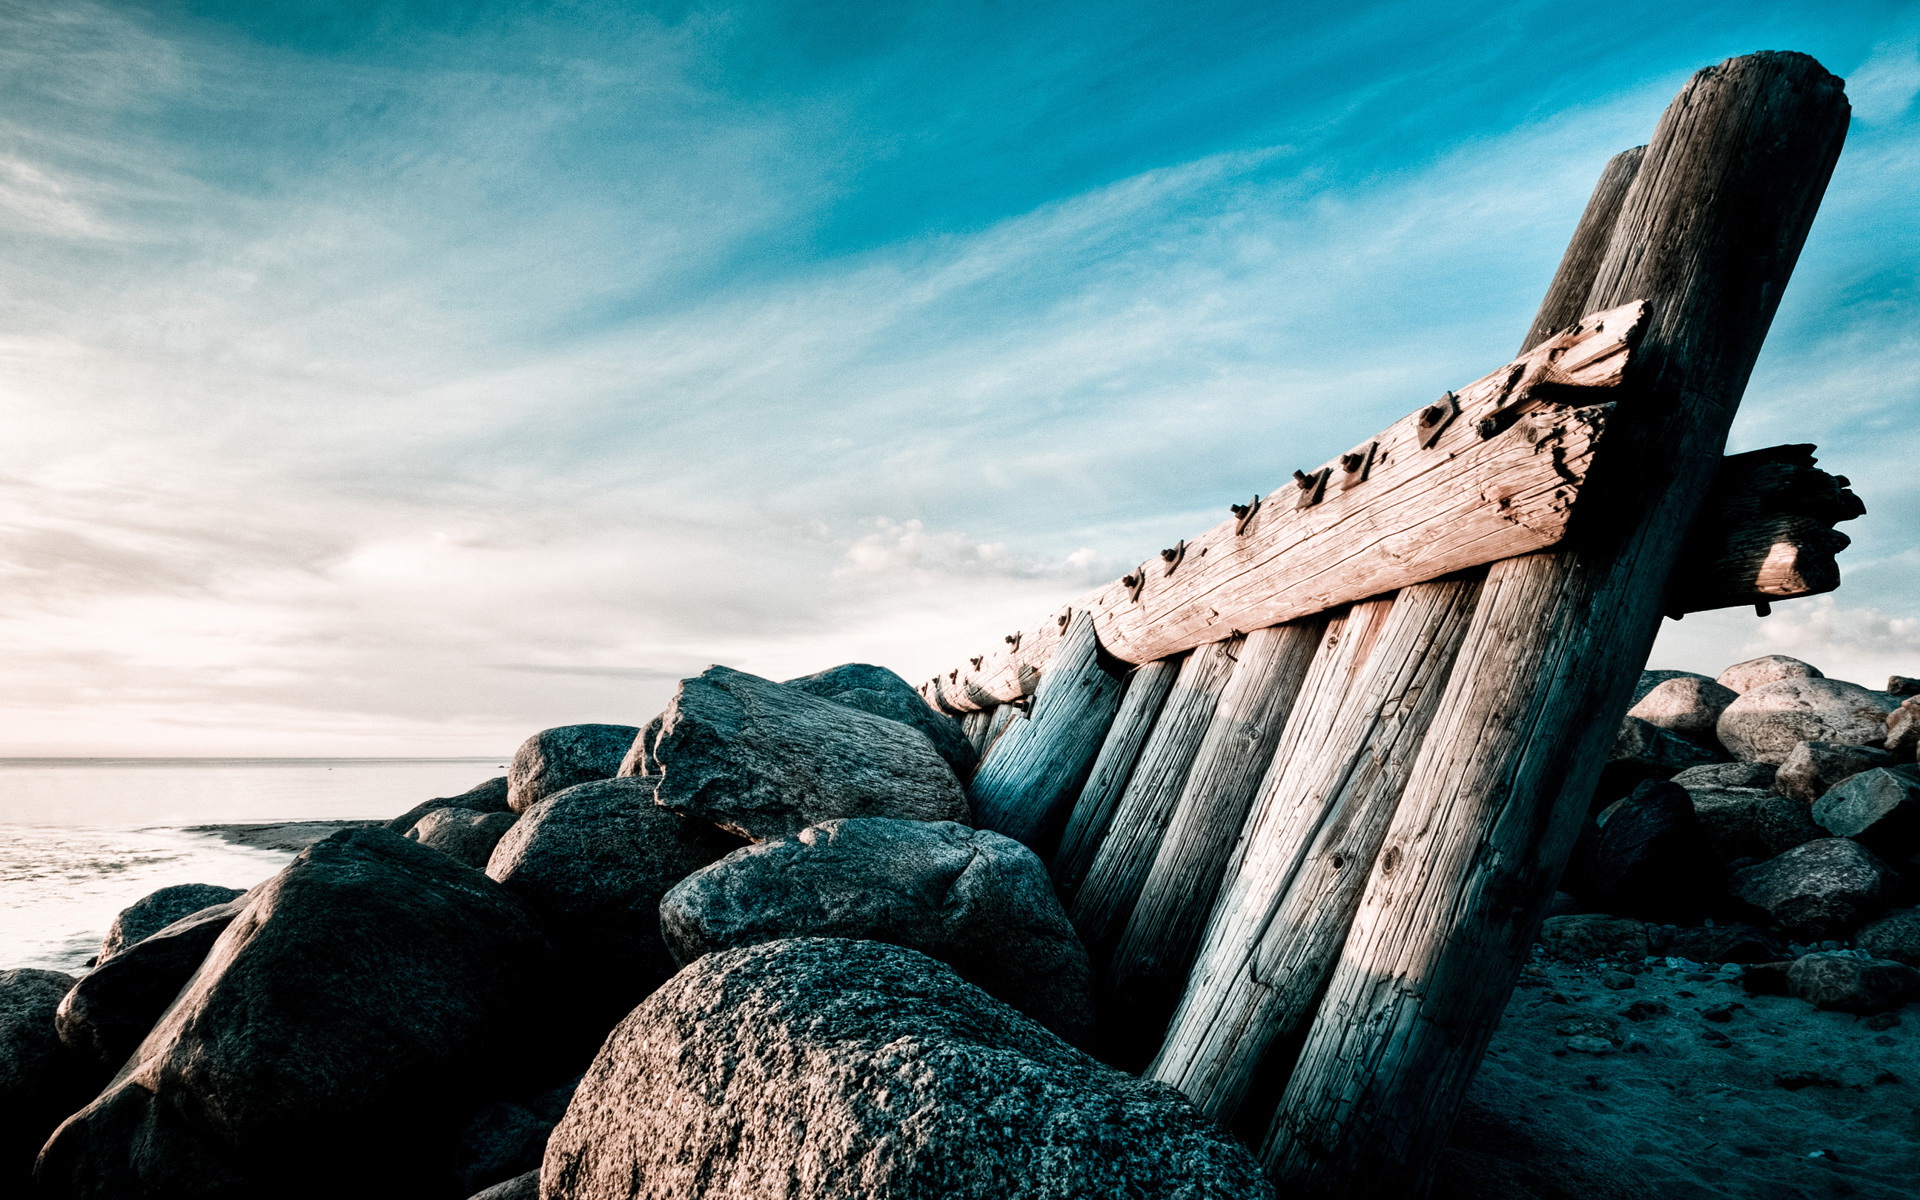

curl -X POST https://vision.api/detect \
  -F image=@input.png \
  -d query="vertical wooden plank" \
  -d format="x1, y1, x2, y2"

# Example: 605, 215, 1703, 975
969, 610, 1128, 848
1267, 53, 1848, 1196
1097, 619, 1326, 1067
978, 701, 1020, 760
1518, 145, 1646, 354
1053, 656, 1183, 902
961, 708, 996, 758
1151, 575, 1483, 1122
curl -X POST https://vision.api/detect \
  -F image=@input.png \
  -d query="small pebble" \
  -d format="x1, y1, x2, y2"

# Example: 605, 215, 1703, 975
1601, 971, 1635, 990
1565, 1035, 1614, 1055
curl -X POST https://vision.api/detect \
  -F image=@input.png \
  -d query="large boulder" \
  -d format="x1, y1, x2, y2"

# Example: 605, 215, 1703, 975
35, 827, 557, 1200
1786, 952, 1920, 1014
1610, 716, 1724, 776
507, 725, 640, 813
2, 969, 97, 1189
1688, 787, 1822, 861
485, 776, 740, 1043
1563, 781, 1710, 919
1716, 654, 1822, 694
1811, 765, 1920, 857
616, 715, 663, 777
542, 938, 1274, 1200
1774, 739, 1893, 802
410, 807, 519, 869
1627, 675, 1737, 742
96, 883, 245, 963
1631, 669, 1715, 706
1714, 677, 1895, 764
388, 776, 512, 834
1886, 696, 1920, 760
784, 662, 977, 778
1857, 907, 1920, 966
661, 819, 1093, 1044
454, 1078, 576, 1197
469, 1172, 538, 1200
1729, 838, 1896, 938
1670, 761, 1776, 790
651, 665, 970, 840
58, 897, 248, 1069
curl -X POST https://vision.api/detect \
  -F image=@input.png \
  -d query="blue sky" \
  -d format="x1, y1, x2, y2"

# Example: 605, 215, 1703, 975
2, 0, 1917, 754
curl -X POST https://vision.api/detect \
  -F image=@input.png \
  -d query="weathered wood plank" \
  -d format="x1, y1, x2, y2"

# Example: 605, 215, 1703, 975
921, 308, 1642, 711
968, 610, 1127, 848
1053, 656, 1183, 903
1265, 52, 1849, 1196
1520, 146, 1645, 354
1668, 443, 1863, 613
1149, 575, 1483, 1124
961, 708, 996, 758
1095, 619, 1326, 1068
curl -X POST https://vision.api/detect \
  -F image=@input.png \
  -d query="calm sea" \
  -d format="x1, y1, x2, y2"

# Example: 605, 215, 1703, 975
0, 758, 505, 974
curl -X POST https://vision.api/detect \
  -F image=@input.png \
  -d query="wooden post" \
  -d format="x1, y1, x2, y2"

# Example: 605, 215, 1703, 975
1053, 656, 1182, 902
968, 610, 1128, 848
1150, 575, 1483, 1122
1265, 53, 1848, 1196
1519, 146, 1645, 354
961, 708, 996, 758
1096, 619, 1326, 1067
1067, 635, 1250, 959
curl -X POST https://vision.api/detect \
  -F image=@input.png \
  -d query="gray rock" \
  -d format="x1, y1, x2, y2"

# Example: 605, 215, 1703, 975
661, 819, 1093, 1045
1610, 716, 1724, 777
58, 897, 247, 1069
409, 807, 519, 868
1670, 761, 1778, 789
543, 938, 1274, 1200
1774, 740, 1893, 802
1886, 697, 1920, 760
1688, 787, 1822, 861
1717, 654, 1823, 694
387, 775, 511, 833
1889, 675, 1920, 697
486, 776, 741, 1042
1730, 838, 1896, 938
652, 665, 970, 840
1627, 675, 1738, 742
507, 724, 641, 812
2, 968, 96, 1188
35, 827, 556, 1199
1715, 677, 1896, 764
469, 1171, 538, 1200
1538, 915, 1648, 961
1786, 951, 1920, 1014
1858, 907, 1920, 966
1810, 765, 1920, 857
96, 883, 245, 963
616, 714, 664, 777
785, 662, 978, 778
1632, 669, 1716, 706
1665, 923, 1784, 965
1565, 781, 1710, 919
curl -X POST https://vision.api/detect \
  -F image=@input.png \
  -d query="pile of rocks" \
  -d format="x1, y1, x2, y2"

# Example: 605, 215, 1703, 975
0, 663, 1267, 1200
1553, 654, 1920, 1017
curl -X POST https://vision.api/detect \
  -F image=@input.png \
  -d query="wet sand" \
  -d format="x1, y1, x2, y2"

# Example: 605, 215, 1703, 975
184, 820, 386, 853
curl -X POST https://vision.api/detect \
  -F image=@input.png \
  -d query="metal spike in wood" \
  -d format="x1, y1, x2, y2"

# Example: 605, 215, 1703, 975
1096, 619, 1325, 1069
968, 610, 1127, 848
1053, 656, 1183, 902
1264, 51, 1849, 1196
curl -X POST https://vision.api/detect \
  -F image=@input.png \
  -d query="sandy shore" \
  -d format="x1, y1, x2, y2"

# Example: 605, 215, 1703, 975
182, 820, 386, 853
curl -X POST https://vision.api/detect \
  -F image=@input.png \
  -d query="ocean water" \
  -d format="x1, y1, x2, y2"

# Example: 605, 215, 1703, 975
0, 758, 505, 973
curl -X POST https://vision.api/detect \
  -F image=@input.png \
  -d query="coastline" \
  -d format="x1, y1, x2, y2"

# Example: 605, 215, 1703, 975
182, 820, 388, 853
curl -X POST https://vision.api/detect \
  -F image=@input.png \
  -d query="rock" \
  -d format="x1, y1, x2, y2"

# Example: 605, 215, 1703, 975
1564, 1035, 1615, 1054
409, 807, 519, 868
1670, 761, 1777, 789
1717, 654, 1823, 694
543, 938, 1273, 1200
36, 827, 557, 1199
661, 818, 1093, 1045
1886, 697, 1920, 760
1, 968, 97, 1188
1664, 923, 1784, 965
469, 1171, 539, 1200
1775, 740, 1893, 802
1715, 678, 1896, 764
1543, 891, 1583, 918
1858, 907, 1920, 966
1538, 915, 1648, 961
1610, 716, 1725, 776
616, 714, 664, 777
454, 1078, 577, 1196
1739, 961, 1793, 996
1810, 765, 1920, 857
486, 776, 741, 1043
1730, 838, 1896, 938
651, 665, 970, 840
387, 775, 512, 834
1786, 952, 1920, 1014
784, 662, 978, 778
1563, 780, 1710, 919
96, 883, 245, 963
1888, 675, 1920, 697
507, 724, 641, 812
1688, 787, 1822, 861
1632, 669, 1714, 706
57, 897, 247, 1069
1600, 971, 1635, 990
1627, 675, 1738, 742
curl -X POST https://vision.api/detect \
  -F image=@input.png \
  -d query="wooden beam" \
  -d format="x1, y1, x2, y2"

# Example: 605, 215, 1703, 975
1667, 443, 1863, 613
920, 306, 1644, 711
1519, 146, 1645, 355
1052, 656, 1182, 903
1264, 52, 1849, 1196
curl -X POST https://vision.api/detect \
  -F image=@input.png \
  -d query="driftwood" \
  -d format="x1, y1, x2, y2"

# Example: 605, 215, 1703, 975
1052, 656, 1182, 903
1668, 443, 1864, 613
1262, 52, 1849, 1195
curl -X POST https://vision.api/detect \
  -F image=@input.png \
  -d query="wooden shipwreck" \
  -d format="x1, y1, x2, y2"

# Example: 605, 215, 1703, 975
917, 51, 1860, 1197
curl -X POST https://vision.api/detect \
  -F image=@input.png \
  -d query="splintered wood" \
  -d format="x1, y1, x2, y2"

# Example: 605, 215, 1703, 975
920, 302, 1645, 713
